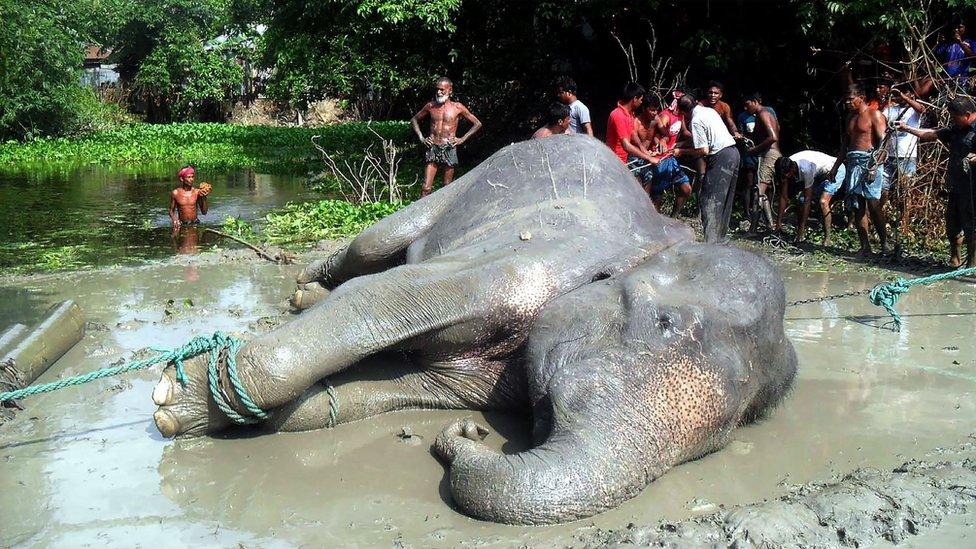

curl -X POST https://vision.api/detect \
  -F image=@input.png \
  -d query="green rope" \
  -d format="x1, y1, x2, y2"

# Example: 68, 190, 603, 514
0, 332, 268, 425
869, 266, 976, 330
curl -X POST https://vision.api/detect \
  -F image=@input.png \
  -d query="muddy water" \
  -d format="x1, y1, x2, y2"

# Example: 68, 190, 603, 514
0, 165, 314, 272
1, 263, 975, 546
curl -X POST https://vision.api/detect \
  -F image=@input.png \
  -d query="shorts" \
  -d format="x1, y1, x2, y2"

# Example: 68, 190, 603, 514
756, 148, 782, 184
425, 144, 458, 167
179, 219, 201, 226
845, 150, 884, 200
881, 157, 917, 190
818, 164, 847, 195
629, 156, 691, 197
947, 185, 976, 239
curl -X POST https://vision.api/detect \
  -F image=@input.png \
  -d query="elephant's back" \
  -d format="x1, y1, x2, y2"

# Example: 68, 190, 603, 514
416, 136, 690, 260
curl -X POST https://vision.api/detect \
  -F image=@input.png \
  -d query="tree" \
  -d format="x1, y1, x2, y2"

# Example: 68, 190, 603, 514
0, 0, 93, 139
99, 0, 246, 122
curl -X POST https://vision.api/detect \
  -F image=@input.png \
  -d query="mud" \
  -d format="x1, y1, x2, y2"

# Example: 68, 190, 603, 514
1, 252, 976, 546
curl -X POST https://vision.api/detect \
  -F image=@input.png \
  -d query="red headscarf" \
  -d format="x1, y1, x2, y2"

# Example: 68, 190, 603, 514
178, 166, 195, 180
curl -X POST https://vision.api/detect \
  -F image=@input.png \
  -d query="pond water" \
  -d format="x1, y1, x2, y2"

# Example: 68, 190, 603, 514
0, 165, 316, 273
1, 264, 974, 546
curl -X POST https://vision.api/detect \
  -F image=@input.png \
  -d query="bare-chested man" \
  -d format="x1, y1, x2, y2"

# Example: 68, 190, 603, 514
169, 166, 210, 230
629, 95, 691, 216
532, 102, 571, 139
828, 85, 888, 255
410, 77, 483, 197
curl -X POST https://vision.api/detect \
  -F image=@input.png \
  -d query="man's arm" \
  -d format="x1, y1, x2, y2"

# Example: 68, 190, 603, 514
673, 118, 709, 159
894, 123, 941, 143
169, 191, 180, 228
625, 124, 655, 163
410, 103, 433, 145
453, 103, 482, 146
895, 90, 927, 114
747, 110, 778, 155
721, 108, 738, 136
197, 192, 208, 215
577, 103, 594, 137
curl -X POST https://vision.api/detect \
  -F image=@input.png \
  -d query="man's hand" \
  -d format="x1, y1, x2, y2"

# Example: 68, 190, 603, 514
448, 136, 459, 147
956, 28, 965, 44
198, 182, 212, 197
172, 219, 181, 231
422, 136, 433, 146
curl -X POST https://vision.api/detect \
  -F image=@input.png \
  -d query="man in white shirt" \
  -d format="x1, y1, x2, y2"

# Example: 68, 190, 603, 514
555, 76, 594, 137
773, 151, 846, 243
880, 85, 926, 207
673, 94, 739, 243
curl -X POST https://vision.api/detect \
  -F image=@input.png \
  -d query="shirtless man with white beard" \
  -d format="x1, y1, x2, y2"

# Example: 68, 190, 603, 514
411, 77, 483, 197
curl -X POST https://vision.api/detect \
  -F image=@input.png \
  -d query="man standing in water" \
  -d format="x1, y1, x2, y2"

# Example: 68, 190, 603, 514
829, 85, 888, 256
169, 166, 210, 230
411, 77, 483, 197
896, 97, 976, 268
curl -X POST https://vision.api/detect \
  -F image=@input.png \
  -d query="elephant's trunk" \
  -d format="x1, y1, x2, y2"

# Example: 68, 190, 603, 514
434, 418, 659, 525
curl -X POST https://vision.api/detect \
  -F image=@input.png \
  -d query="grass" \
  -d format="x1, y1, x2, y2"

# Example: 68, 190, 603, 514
0, 121, 415, 174
262, 199, 407, 245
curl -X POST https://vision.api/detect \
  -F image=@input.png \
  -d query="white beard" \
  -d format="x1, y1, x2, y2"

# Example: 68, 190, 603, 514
436, 95, 449, 105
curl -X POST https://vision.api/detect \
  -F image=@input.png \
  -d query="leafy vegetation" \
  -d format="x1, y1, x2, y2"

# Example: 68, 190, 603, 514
263, 199, 406, 244
0, 122, 414, 173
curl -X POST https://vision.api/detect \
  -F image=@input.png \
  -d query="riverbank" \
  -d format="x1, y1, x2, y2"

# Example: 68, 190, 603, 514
0, 121, 414, 174
1, 245, 974, 546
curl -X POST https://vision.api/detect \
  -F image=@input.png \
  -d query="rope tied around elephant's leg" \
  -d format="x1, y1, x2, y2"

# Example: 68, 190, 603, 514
0, 331, 268, 426
205, 332, 268, 425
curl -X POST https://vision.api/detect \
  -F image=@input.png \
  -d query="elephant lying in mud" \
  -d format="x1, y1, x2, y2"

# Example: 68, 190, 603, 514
151, 135, 797, 525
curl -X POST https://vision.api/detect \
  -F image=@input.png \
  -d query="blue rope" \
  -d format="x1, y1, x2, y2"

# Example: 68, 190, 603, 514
1, 332, 268, 425
869, 266, 976, 330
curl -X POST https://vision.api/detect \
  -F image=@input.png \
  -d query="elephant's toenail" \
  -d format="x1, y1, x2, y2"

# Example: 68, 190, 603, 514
152, 377, 173, 406
154, 409, 179, 438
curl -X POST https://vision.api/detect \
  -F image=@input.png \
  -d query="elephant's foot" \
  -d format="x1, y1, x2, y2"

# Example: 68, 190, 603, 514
433, 418, 490, 462
290, 281, 329, 310
152, 353, 238, 438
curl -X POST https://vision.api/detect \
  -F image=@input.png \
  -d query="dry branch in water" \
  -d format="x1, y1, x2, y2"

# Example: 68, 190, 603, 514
311, 124, 409, 204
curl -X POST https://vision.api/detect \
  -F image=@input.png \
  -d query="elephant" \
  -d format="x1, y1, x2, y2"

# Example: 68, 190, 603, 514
150, 135, 797, 525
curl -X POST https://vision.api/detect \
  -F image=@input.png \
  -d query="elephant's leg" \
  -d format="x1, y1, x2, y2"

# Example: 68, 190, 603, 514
296, 178, 466, 293
153, 257, 551, 438
266, 356, 524, 432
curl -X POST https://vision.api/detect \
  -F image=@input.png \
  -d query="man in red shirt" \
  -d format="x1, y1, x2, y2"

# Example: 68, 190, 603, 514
605, 82, 646, 163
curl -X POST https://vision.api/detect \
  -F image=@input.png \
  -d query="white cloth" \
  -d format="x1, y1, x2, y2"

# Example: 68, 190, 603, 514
790, 150, 837, 189
690, 105, 736, 155
883, 105, 921, 158
568, 100, 591, 135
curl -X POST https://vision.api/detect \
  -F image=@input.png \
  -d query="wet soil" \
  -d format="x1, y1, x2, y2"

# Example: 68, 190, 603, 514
1, 249, 975, 547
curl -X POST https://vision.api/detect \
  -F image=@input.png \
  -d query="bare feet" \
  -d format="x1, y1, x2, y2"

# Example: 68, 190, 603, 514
949, 256, 962, 269
854, 247, 872, 259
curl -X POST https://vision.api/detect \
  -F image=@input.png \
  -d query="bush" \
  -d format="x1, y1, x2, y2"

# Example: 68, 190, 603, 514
263, 199, 406, 244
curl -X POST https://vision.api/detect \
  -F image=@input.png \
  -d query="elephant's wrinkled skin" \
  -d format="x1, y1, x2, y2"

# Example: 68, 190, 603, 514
151, 135, 797, 525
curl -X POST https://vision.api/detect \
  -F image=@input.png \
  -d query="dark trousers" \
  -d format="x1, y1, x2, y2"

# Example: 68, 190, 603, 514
700, 145, 740, 244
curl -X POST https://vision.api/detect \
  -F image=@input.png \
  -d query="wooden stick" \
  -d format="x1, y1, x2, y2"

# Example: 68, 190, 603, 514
203, 228, 290, 264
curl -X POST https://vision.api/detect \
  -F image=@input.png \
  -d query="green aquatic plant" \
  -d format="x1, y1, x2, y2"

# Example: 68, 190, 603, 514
0, 122, 416, 175
263, 199, 406, 244
222, 215, 256, 240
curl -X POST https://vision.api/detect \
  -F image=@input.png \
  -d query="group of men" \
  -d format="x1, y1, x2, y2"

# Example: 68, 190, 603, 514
170, 71, 976, 271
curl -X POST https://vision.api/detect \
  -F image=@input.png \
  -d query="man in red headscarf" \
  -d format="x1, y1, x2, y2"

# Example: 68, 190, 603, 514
169, 166, 210, 229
